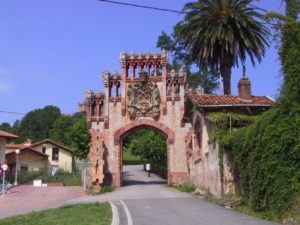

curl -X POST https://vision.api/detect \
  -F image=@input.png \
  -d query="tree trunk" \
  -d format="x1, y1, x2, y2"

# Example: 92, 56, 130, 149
220, 57, 233, 95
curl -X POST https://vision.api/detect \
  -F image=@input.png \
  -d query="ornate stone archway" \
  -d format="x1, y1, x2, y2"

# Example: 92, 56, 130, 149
82, 51, 190, 189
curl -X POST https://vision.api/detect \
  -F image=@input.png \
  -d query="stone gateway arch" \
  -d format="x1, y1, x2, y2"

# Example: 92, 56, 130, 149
80, 51, 273, 196
82, 51, 189, 189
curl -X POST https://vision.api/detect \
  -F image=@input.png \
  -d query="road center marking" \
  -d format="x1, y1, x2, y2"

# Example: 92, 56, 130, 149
120, 200, 133, 225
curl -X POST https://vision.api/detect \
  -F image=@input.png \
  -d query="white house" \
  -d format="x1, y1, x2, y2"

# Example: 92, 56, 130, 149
30, 139, 73, 172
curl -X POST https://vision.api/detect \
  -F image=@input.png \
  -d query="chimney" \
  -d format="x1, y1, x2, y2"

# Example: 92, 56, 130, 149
238, 66, 252, 101
24, 138, 32, 146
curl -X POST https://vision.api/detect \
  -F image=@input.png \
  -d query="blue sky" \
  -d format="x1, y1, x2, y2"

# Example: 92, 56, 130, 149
0, 0, 285, 124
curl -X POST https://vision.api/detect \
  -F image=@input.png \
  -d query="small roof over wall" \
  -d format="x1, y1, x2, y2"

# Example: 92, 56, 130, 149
0, 130, 19, 140
188, 94, 273, 107
6, 147, 49, 159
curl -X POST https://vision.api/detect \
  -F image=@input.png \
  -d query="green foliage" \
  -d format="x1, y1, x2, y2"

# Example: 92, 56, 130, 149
49, 115, 75, 147
123, 150, 141, 165
100, 185, 115, 194
235, 202, 278, 222
157, 22, 219, 93
6, 170, 42, 185
206, 112, 258, 145
231, 106, 300, 215
70, 116, 90, 159
169, 183, 195, 193
181, 0, 270, 94
0, 122, 12, 132
19, 105, 61, 142
6, 169, 82, 186
123, 129, 167, 165
151, 163, 167, 179
207, 107, 300, 217
280, 20, 300, 104
0, 203, 112, 225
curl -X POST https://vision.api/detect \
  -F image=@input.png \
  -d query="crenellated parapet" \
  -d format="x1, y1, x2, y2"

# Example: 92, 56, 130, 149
119, 50, 168, 79
166, 68, 186, 104
84, 90, 106, 127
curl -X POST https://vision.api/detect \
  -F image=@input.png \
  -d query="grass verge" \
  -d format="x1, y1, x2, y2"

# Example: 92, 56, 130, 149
0, 203, 112, 225
123, 150, 142, 165
168, 183, 195, 193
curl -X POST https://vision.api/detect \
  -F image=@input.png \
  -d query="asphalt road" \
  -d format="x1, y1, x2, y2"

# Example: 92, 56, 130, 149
69, 165, 278, 225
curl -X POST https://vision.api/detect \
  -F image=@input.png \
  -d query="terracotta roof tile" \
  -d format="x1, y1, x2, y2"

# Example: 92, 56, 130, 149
188, 94, 273, 106
0, 130, 18, 139
6, 143, 26, 149
6, 146, 49, 158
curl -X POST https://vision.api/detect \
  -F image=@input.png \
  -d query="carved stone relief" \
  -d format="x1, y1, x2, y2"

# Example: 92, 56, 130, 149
127, 72, 161, 119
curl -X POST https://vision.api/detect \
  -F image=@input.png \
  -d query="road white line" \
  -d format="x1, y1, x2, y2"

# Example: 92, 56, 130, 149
120, 200, 133, 225
109, 201, 120, 225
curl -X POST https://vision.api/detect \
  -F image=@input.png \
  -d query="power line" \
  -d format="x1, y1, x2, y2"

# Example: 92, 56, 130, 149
97, 0, 186, 14
0, 110, 26, 115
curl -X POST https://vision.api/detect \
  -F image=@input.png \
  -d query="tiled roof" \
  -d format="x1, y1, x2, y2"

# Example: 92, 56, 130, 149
30, 139, 73, 153
6, 143, 26, 149
0, 130, 18, 139
6, 146, 49, 158
188, 94, 273, 106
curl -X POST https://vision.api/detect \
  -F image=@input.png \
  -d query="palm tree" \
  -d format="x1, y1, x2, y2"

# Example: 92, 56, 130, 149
181, 0, 270, 94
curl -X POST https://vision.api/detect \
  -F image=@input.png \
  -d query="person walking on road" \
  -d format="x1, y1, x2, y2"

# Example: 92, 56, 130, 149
146, 163, 151, 177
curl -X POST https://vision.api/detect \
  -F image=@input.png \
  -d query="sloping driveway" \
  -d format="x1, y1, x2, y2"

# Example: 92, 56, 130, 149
0, 185, 85, 219
0, 165, 278, 224
67, 165, 278, 225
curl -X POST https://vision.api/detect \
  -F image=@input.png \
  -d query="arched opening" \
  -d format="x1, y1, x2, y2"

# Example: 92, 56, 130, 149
114, 119, 175, 187
193, 114, 203, 162
121, 127, 167, 186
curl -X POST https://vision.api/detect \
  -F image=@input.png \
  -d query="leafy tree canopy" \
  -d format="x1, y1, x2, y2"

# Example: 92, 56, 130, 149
181, 0, 270, 94
123, 129, 167, 165
157, 22, 219, 94
19, 105, 61, 142
69, 115, 90, 159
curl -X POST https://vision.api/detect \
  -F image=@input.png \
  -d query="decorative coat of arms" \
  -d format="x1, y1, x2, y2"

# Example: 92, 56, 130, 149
127, 72, 161, 119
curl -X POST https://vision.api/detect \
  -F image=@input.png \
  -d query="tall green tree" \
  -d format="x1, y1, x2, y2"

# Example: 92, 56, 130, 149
19, 105, 61, 142
0, 122, 12, 132
181, 0, 270, 94
70, 115, 90, 159
49, 115, 75, 147
157, 22, 219, 93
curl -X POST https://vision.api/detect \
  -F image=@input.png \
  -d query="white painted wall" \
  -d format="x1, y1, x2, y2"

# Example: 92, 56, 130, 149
33, 143, 73, 172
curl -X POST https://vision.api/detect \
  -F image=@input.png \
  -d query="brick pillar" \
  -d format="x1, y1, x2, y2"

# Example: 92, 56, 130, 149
88, 129, 105, 191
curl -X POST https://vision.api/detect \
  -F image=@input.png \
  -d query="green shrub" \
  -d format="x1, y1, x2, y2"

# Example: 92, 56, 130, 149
6, 169, 82, 186
100, 185, 115, 194
123, 150, 142, 165
169, 183, 195, 193
151, 163, 167, 179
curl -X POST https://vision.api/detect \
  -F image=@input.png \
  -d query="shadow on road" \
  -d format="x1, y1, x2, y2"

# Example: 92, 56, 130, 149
122, 165, 167, 186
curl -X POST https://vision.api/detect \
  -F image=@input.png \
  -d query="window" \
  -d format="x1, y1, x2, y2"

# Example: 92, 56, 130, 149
42, 147, 46, 154
52, 147, 59, 161
20, 164, 28, 172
